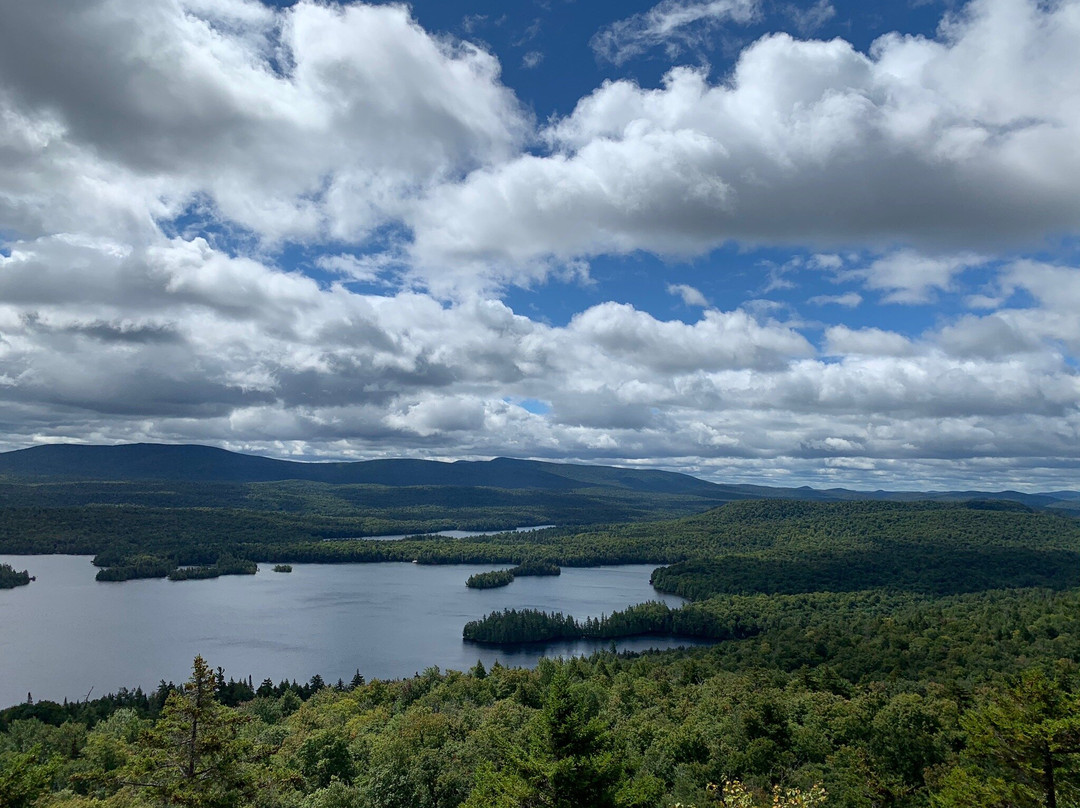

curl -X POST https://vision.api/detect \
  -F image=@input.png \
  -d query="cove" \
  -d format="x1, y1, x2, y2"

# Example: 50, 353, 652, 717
0, 554, 706, 708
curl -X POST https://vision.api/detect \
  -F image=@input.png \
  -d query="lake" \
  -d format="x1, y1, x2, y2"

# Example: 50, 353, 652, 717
0, 555, 704, 708
352, 524, 557, 541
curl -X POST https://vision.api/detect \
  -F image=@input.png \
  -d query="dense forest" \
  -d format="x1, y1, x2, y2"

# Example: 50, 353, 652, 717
462, 601, 748, 644
4, 495, 1072, 588
465, 569, 516, 589
1, 473, 1077, 584
4, 475, 1080, 805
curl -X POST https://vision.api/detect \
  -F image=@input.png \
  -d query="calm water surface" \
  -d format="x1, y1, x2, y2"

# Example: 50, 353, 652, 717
354, 524, 556, 541
0, 555, 701, 707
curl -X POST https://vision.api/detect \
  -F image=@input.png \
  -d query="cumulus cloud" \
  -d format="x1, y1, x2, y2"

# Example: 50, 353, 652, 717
843, 250, 985, 303
3, 224, 1076, 489
824, 326, 914, 357
668, 283, 710, 306
412, 0, 1080, 283
0, 0, 527, 247
591, 0, 760, 65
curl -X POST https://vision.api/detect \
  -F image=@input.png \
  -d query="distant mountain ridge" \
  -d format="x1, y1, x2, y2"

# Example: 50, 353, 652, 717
0, 443, 723, 494
0, 443, 1076, 509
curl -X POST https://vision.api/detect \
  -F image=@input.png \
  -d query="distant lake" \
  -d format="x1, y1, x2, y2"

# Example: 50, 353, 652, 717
0, 555, 704, 708
355, 524, 557, 541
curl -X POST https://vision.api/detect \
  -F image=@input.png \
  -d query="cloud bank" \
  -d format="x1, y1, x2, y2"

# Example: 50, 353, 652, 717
0, 0, 1077, 490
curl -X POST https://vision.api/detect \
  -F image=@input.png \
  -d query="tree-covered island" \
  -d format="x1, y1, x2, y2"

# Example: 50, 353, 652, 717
0, 562, 31, 589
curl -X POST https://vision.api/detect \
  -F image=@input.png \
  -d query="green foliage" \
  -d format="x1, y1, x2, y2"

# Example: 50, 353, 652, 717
464, 609, 581, 643
0, 747, 57, 808
6, 491, 1080, 807
119, 655, 252, 808
528, 666, 620, 807
271, 564, 292, 573
0, 474, 735, 560
510, 560, 560, 576
465, 569, 515, 589
10, 496, 1077, 601
4, 647, 1080, 808
297, 728, 354, 788
94, 555, 174, 582
0, 563, 31, 588
167, 556, 257, 581
463, 601, 751, 644
931, 667, 1080, 808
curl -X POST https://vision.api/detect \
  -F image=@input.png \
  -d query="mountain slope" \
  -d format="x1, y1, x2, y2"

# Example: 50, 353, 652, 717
0, 443, 721, 494
0, 443, 1075, 508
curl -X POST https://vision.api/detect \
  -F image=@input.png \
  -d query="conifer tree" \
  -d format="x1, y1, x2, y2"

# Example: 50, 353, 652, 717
121, 655, 252, 808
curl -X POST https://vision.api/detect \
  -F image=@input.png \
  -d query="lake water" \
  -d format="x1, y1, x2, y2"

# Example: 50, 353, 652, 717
0, 555, 703, 708
354, 524, 557, 541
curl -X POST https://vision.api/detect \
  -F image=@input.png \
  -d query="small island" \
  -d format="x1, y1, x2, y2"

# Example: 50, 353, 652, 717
272, 564, 293, 573
462, 601, 745, 645
168, 556, 258, 581
465, 569, 515, 589
0, 563, 32, 589
465, 560, 561, 589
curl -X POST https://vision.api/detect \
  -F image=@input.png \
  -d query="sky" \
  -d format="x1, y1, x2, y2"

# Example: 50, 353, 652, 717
0, 0, 1078, 491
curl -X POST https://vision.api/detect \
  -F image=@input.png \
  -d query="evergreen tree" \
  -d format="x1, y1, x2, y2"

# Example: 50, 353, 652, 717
120, 655, 252, 807
529, 667, 619, 808
933, 668, 1080, 808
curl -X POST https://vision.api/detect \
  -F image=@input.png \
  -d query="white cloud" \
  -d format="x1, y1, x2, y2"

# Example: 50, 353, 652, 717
667, 283, 709, 306
783, 0, 836, 35
0, 0, 528, 247
591, 0, 760, 65
808, 291, 862, 307
824, 326, 914, 356
412, 0, 1080, 285
843, 250, 985, 303
934, 312, 1046, 358
6, 228, 1076, 487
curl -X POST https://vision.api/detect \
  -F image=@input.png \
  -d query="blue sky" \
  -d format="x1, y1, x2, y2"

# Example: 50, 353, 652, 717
0, 0, 1078, 491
